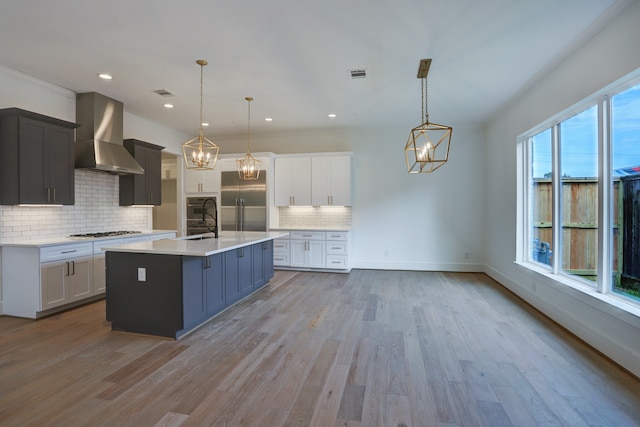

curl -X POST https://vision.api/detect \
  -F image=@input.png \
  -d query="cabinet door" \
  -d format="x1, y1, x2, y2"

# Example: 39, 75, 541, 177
262, 240, 274, 283
67, 258, 93, 302
48, 125, 75, 205
18, 117, 48, 204
186, 168, 220, 194
205, 254, 225, 315
238, 246, 253, 296
146, 146, 162, 205
274, 157, 311, 206
311, 156, 351, 206
307, 241, 326, 268
224, 250, 241, 304
311, 157, 331, 206
93, 255, 106, 295
41, 261, 66, 310
290, 240, 307, 267
252, 244, 265, 288
329, 156, 351, 206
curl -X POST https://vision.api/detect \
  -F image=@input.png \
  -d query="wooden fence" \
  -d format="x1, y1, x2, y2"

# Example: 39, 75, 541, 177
532, 178, 622, 282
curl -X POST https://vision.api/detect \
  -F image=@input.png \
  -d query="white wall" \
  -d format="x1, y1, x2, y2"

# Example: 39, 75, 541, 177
217, 124, 486, 272
484, 1, 640, 378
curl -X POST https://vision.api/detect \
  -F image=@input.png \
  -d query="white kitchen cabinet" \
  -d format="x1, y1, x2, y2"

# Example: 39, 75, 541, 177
41, 256, 93, 310
311, 156, 352, 206
274, 229, 350, 272
325, 231, 349, 270
274, 157, 311, 206
186, 168, 220, 194
273, 236, 290, 266
289, 231, 325, 268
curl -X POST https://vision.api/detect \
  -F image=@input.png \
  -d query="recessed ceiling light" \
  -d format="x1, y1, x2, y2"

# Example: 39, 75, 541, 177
202, 122, 209, 127
163, 103, 174, 109
98, 73, 113, 80
265, 118, 273, 122
328, 113, 337, 118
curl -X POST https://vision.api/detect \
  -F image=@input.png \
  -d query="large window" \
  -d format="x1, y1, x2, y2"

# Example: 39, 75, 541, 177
523, 76, 640, 304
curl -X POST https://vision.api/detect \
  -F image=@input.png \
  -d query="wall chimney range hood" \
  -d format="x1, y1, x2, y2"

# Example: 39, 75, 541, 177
75, 92, 144, 175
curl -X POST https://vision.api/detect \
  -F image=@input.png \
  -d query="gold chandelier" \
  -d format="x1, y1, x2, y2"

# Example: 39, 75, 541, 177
236, 96, 261, 180
405, 59, 452, 173
182, 59, 219, 170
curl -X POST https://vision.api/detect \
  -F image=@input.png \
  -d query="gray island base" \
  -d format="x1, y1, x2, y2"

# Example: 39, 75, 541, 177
104, 232, 287, 339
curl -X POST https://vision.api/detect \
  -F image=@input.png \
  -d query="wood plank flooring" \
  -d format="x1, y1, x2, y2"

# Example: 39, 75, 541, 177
1, 270, 639, 426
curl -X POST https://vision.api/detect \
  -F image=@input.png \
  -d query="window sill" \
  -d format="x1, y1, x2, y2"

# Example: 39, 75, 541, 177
514, 261, 640, 326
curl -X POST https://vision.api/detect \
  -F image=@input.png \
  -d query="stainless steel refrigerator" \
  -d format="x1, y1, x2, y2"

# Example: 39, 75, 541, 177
220, 171, 267, 231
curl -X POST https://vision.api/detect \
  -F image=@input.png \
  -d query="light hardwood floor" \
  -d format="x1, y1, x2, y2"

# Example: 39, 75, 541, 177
1, 270, 639, 426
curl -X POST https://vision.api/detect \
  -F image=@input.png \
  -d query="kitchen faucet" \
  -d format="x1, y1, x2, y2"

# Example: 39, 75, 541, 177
202, 197, 218, 238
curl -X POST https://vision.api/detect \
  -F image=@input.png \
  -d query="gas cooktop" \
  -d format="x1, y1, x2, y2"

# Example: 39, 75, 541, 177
68, 231, 142, 238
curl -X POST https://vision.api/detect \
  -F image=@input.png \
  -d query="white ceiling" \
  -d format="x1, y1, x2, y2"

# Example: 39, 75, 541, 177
0, 0, 630, 138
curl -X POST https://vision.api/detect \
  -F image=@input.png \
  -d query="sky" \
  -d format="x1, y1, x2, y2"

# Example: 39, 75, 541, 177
532, 83, 640, 178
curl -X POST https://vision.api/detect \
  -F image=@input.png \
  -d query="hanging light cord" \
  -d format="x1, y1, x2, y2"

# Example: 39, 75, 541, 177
422, 75, 429, 124
246, 97, 252, 154
198, 62, 204, 137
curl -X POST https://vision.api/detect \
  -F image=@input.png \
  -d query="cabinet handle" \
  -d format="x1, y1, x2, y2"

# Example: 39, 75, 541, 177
53, 188, 56, 203
61, 250, 77, 254
328, 195, 331, 205
71, 260, 75, 275
47, 188, 51, 203
65, 261, 69, 276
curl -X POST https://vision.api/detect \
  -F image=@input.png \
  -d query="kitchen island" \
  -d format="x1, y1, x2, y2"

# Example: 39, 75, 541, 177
104, 231, 288, 339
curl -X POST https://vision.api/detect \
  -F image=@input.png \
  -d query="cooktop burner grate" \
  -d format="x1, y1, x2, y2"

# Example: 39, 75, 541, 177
68, 231, 143, 238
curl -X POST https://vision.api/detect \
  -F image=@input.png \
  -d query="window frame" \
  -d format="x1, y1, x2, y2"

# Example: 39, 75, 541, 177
517, 68, 640, 308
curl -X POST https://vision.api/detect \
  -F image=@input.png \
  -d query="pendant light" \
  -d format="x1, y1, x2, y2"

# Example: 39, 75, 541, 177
236, 96, 261, 180
182, 59, 219, 170
405, 59, 452, 173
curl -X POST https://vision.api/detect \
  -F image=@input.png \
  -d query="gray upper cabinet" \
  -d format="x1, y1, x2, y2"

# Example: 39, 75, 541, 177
0, 108, 77, 205
119, 139, 164, 206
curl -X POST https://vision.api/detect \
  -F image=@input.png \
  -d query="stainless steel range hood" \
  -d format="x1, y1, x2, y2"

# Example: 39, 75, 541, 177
75, 92, 144, 175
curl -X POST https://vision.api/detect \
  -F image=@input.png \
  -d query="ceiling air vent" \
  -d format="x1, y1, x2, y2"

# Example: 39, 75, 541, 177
348, 69, 367, 79
153, 89, 174, 97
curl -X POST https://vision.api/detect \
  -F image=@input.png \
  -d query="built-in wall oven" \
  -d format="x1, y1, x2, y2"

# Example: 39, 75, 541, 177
186, 197, 218, 236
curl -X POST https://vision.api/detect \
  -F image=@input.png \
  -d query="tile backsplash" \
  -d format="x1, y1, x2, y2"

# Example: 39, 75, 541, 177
278, 206, 351, 228
0, 170, 150, 242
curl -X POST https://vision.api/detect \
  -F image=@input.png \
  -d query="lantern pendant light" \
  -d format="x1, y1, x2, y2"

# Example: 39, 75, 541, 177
236, 96, 261, 180
405, 59, 452, 173
182, 59, 219, 170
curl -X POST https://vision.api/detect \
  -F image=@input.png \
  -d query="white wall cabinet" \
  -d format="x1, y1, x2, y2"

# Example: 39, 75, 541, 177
311, 156, 352, 206
185, 168, 220, 194
274, 157, 312, 206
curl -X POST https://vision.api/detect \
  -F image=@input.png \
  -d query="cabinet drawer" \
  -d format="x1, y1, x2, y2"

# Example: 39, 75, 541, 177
290, 231, 325, 240
326, 256, 347, 269
326, 231, 348, 241
274, 253, 290, 266
326, 242, 347, 255
273, 239, 290, 253
40, 243, 93, 262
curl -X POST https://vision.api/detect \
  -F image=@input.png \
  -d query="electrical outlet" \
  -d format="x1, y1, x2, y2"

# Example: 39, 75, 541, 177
138, 268, 146, 281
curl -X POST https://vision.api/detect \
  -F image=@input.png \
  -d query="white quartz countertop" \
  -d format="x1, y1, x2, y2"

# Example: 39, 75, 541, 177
0, 230, 177, 248
103, 231, 289, 257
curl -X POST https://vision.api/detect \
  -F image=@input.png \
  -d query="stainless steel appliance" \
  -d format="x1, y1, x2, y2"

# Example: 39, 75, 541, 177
68, 230, 142, 238
186, 197, 218, 236
220, 171, 267, 231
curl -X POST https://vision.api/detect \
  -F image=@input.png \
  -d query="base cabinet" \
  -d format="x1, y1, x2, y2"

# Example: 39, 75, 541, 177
274, 230, 350, 272
106, 241, 274, 339
41, 257, 92, 310
290, 239, 325, 268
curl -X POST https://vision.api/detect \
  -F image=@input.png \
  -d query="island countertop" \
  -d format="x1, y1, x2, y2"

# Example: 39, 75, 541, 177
103, 231, 289, 257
